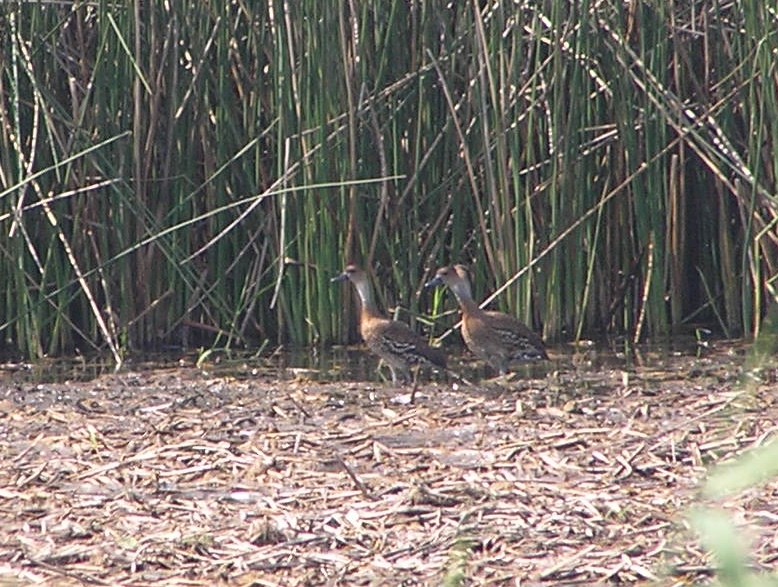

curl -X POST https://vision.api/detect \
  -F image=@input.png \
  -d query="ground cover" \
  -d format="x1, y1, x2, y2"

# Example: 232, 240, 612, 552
1, 343, 775, 585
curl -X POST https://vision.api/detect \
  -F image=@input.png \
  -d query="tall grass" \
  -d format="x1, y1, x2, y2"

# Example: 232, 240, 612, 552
0, 1, 777, 359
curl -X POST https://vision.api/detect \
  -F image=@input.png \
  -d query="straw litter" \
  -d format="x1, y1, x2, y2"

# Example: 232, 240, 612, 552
1, 342, 777, 585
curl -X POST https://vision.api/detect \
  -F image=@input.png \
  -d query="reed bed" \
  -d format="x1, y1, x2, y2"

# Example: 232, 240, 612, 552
1, 1, 777, 358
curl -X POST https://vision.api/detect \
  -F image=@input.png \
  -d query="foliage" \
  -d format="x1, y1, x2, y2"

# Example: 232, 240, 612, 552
690, 318, 778, 587
1, 1, 777, 359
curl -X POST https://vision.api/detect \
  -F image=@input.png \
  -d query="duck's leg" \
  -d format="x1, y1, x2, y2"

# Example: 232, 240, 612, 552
390, 365, 411, 385
409, 364, 422, 404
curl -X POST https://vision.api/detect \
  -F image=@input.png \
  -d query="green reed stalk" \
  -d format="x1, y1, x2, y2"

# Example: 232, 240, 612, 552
1, 1, 778, 359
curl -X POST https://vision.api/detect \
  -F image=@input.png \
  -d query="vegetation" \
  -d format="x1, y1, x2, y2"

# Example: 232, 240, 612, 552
685, 317, 778, 587
1, 1, 777, 359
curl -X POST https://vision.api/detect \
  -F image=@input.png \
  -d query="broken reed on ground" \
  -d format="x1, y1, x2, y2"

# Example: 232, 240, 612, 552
1, 1, 777, 358
2, 343, 777, 585
689, 313, 778, 587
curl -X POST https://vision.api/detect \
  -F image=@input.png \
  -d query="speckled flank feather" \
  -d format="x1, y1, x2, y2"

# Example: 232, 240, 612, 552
333, 265, 446, 384
361, 319, 446, 383
427, 265, 547, 375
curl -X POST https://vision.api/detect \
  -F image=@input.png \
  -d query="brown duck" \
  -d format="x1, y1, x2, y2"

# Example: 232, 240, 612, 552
427, 265, 547, 375
332, 264, 446, 383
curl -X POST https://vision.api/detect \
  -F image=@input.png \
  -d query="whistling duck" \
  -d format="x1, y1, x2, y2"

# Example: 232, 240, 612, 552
426, 264, 547, 375
332, 264, 446, 383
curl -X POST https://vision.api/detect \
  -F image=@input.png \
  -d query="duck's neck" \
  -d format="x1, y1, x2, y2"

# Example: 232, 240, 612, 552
352, 278, 380, 317
449, 281, 480, 314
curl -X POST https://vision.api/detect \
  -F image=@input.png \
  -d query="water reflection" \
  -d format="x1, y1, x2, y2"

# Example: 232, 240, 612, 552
0, 335, 741, 386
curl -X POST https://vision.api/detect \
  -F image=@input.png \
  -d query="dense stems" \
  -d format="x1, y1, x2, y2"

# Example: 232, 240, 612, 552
0, 1, 775, 358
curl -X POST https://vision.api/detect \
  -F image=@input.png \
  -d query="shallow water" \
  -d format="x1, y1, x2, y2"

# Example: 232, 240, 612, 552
0, 334, 747, 386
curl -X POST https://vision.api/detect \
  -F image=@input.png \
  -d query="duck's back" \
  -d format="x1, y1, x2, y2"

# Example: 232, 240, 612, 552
462, 307, 547, 372
360, 310, 446, 380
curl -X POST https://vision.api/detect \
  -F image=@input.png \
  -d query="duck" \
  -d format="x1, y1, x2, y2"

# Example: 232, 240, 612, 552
426, 264, 547, 375
332, 264, 446, 383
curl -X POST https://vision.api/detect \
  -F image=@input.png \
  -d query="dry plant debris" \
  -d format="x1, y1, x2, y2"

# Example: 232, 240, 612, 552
1, 343, 777, 586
